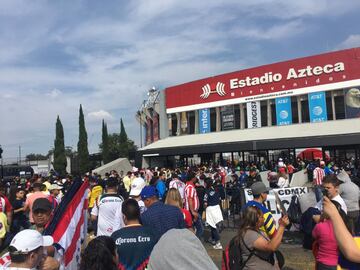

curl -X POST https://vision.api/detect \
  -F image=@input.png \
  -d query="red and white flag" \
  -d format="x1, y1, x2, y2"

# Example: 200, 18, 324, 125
44, 179, 89, 270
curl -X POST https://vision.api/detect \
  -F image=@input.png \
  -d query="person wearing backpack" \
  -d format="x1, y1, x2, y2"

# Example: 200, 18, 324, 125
223, 206, 289, 270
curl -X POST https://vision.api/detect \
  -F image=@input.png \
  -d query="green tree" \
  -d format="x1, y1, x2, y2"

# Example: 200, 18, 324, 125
119, 118, 128, 143
101, 119, 110, 164
119, 118, 130, 157
25, 153, 47, 161
98, 119, 137, 161
53, 116, 67, 176
77, 104, 90, 174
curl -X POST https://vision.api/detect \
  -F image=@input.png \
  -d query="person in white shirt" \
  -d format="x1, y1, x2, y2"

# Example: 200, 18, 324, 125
91, 178, 124, 236
314, 174, 347, 223
5, 229, 57, 270
277, 167, 289, 188
169, 174, 186, 205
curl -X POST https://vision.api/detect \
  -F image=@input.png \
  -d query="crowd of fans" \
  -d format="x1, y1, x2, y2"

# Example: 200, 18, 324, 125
0, 155, 358, 269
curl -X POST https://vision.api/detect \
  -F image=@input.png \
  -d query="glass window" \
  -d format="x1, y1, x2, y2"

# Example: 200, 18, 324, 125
234, 105, 240, 129
244, 106, 248, 128
334, 90, 345, 120
188, 111, 195, 134
291, 96, 299, 124
261, 100, 268, 127
301, 95, 310, 123
210, 108, 216, 132
171, 114, 177, 136
271, 101, 276, 126
326, 91, 333, 121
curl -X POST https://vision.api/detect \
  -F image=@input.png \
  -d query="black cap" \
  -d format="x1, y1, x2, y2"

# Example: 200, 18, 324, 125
33, 198, 52, 212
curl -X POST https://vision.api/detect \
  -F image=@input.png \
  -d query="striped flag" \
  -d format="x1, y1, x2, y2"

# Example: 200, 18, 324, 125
44, 179, 89, 270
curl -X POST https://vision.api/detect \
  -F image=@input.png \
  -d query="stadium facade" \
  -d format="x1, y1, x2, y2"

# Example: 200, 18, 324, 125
136, 48, 360, 168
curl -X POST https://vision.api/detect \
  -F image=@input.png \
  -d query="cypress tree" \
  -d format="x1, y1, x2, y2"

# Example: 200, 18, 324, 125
119, 118, 129, 158
101, 119, 110, 164
77, 104, 89, 174
119, 118, 128, 144
53, 116, 67, 176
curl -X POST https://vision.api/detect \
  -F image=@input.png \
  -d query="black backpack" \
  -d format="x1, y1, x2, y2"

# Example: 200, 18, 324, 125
222, 236, 254, 270
288, 195, 302, 224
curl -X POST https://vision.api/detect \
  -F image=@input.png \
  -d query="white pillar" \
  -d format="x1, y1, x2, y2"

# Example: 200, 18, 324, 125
194, 110, 199, 134
297, 96, 302, 123
176, 112, 181, 135
331, 91, 336, 120
216, 107, 221, 132
267, 100, 272, 126
240, 103, 245, 129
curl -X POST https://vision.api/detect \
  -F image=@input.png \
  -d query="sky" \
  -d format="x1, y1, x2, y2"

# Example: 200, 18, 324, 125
1, 0, 360, 161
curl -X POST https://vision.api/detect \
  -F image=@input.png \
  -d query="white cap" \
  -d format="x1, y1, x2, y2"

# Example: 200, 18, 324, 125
10, 230, 53, 253
48, 184, 62, 190
129, 178, 146, 196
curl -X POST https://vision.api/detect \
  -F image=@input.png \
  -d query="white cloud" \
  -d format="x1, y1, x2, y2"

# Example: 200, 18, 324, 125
231, 20, 304, 40
87, 110, 114, 122
46, 88, 62, 98
337, 35, 360, 50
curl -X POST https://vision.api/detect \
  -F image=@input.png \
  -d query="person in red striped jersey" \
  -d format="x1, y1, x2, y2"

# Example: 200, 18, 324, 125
185, 171, 203, 239
313, 160, 326, 186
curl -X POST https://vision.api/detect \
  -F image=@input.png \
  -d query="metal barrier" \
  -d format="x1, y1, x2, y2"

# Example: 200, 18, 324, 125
221, 187, 247, 228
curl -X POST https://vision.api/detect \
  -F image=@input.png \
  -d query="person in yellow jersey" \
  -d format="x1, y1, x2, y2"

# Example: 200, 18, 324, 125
88, 176, 103, 235
0, 212, 9, 247
244, 182, 277, 239
123, 171, 132, 193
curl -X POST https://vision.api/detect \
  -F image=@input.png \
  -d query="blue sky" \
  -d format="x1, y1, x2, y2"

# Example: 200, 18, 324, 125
1, 0, 360, 160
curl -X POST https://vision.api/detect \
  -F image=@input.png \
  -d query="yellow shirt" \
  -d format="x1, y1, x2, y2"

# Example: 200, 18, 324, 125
123, 176, 131, 192
89, 185, 103, 208
0, 212, 8, 239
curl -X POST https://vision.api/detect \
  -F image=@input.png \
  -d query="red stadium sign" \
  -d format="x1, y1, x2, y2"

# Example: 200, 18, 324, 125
165, 47, 360, 113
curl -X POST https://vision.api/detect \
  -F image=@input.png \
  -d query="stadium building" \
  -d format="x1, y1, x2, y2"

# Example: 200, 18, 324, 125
136, 48, 360, 168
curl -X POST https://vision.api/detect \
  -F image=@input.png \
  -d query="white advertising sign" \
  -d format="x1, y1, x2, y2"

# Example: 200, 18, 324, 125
246, 101, 261, 128
244, 187, 309, 225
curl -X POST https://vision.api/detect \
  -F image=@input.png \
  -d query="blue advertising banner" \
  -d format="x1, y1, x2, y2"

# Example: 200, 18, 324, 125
275, 97, 292, 126
308, 91, 327, 122
199, 108, 211, 133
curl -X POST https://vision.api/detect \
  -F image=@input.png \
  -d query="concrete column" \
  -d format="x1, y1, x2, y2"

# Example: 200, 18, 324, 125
176, 112, 181, 135
297, 96, 302, 123
331, 91, 336, 120
194, 110, 199, 134
158, 91, 168, 139
240, 103, 245, 129
168, 115, 172, 136
267, 100, 272, 126
216, 107, 221, 132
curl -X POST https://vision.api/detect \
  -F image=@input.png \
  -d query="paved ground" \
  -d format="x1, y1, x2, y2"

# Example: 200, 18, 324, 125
204, 228, 315, 270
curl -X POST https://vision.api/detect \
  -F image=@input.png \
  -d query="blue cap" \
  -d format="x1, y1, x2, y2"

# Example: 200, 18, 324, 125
140, 186, 158, 200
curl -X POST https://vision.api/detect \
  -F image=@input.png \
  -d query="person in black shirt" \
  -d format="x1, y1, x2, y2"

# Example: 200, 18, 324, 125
204, 178, 223, 249
9, 187, 29, 234
246, 167, 262, 188
111, 199, 157, 270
